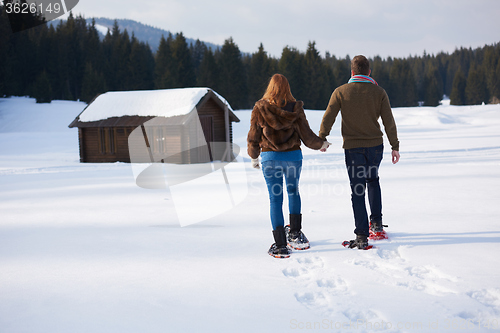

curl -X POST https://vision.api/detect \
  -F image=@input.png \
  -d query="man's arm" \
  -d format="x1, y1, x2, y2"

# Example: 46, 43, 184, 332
379, 91, 399, 152
379, 91, 400, 164
319, 90, 341, 140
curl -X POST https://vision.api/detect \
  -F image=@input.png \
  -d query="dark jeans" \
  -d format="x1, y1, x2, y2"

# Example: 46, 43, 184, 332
262, 160, 302, 230
344, 144, 383, 236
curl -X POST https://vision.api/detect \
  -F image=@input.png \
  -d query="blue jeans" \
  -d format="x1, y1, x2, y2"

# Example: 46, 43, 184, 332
344, 144, 383, 236
262, 160, 302, 230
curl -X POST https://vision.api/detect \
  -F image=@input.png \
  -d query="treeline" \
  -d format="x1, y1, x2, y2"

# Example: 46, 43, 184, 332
1, 8, 499, 109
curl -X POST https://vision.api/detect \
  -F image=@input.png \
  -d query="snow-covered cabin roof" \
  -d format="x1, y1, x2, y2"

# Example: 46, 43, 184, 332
69, 88, 238, 128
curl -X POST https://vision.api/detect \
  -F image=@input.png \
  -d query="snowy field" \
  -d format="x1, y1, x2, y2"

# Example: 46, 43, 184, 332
1, 96, 500, 332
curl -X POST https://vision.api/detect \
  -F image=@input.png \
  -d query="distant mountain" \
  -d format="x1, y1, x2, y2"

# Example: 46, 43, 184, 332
51, 17, 221, 53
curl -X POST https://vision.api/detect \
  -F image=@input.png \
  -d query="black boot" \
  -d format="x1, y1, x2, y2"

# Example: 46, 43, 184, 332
285, 214, 310, 250
370, 221, 383, 233
369, 221, 389, 240
347, 234, 370, 250
268, 226, 291, 258
290, 214, 302, 233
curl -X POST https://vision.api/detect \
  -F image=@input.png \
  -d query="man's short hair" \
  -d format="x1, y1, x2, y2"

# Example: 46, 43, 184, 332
351, 55, 370, 75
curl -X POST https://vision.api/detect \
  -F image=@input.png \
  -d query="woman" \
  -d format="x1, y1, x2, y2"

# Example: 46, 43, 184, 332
247, 74, 330, 258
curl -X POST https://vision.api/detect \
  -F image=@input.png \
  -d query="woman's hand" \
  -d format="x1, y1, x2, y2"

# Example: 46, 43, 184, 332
320, 141, 332, 152
251, 158, 260, 169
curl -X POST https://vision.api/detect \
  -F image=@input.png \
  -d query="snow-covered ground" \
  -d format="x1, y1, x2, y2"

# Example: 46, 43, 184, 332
1, 96, 500, 332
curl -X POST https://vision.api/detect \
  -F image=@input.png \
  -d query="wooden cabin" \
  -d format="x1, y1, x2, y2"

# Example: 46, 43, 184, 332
68, 88, 240, 164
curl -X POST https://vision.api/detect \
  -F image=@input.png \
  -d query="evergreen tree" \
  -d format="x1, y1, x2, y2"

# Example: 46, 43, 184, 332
449, 69, 466, 105
423, 76, 441, 106
38, 23, 58, 100
423, 65, 442, 106
197, 48, 219, 90
483, 46, 500, 103
85, 18, 102, 72
333, 56, 351, 88
81, 63, 107, 103
411, 56, 426, 101
190, 39, 207, 78
435, 52, 448, 96
53, 13, 89, 100
0, 6, 12, 96
33, 70, 52, 103
248, 43, 273, 105
388, 60, 402, 106
458, 47, 473, 79
278, 46, 305, 100
116, 29, 132, 90
2, 13, 38, 96
101, 22, 132, 91
465, 65, 488, 105
99, 29, 113, 91
371, 56, 390, 90
71, 14, 87, 98
302, 41, 330, 109
170, 32, 195, 87
55, 17, 74, 100
388, 59, 417, 107
404, 63, 418, 107
322, 51, 336, 98
129, 36, 155, 90
217, 37, 247, 109
444, 59, 459, 97
492, 61, 500, 103
154, 34, 175, 89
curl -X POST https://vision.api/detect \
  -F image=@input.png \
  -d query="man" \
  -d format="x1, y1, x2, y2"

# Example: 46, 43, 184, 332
319, 55, 400, 249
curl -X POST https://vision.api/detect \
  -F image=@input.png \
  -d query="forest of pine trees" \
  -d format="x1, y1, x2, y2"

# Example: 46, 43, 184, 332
1, 6, 499, 109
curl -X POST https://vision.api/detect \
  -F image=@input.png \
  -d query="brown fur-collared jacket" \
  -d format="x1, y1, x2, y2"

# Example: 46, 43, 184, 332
247, 99, 324, 159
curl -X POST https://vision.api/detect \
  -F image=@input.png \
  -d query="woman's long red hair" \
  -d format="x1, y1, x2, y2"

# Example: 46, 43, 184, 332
262, 74, 296, 108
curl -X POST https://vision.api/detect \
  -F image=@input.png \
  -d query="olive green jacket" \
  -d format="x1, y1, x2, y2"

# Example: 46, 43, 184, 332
319, 82, 399, 151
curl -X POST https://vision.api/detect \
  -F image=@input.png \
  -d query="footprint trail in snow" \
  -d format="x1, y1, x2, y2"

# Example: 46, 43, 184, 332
282, 255, 381, 323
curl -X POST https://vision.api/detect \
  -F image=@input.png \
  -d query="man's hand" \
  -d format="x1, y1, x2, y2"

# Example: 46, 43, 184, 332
392, 150, 400, 164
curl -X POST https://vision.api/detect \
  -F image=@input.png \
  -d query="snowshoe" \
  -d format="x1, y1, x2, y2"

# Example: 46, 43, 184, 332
369, 221, 388, 240
268, 243, 292, 258
285, 214, 310, 250
269, 226, 292, 259
342, 235, 373, 250
285, 225, 310, 250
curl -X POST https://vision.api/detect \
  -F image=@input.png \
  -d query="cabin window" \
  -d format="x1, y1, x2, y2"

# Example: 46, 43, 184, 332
151, 127, 168, 155
98, 127, 116, 155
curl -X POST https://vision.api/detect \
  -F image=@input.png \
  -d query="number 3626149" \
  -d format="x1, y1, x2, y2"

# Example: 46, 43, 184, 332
5, 1, 63, 15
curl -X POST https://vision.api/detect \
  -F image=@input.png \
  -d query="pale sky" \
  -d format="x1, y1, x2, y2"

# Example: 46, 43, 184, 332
63, 0, 500, 58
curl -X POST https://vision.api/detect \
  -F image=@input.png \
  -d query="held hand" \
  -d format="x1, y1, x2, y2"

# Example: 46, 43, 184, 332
392, 150, 400, 164
320, 140, 332, 152
251, 158, 260, 169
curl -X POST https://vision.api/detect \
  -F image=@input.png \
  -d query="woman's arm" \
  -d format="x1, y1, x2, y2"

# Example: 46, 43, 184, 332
247, 105, 263, 159
295, 108, 325, 150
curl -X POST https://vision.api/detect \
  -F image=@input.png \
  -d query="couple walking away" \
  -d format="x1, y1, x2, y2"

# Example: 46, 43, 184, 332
247, 55, 400, 258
